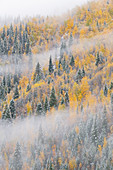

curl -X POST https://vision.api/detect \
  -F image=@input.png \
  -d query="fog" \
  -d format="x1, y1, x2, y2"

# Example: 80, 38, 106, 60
0, 0, 89, 18
0, 107, 112, 169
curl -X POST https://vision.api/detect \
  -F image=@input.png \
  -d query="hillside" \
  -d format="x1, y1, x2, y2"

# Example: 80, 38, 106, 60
0, 0, 113, 169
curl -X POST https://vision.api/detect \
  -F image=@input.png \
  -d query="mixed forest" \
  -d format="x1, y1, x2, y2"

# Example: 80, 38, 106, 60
0, 0, 113, 169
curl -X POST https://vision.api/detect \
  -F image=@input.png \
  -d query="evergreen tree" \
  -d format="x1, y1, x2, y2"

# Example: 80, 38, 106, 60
70, 55, 75, 67
3, 37, 8, 55
18, 42, 22, 56
34, 62, 42, 82
104, 84, 108, 97
101, 106, 108, 137
2, 76, 6, 87
26, 83, 31, 92
49, 56, 54, 74
9, 99, 16, 119
26, 38, 30, 54
22, 31, 25, 54
1, 27, 5, 40
10, 24, 14, 37
65, 91, 69, 106
76, 69, 82, 83
13, 83, 19, 99
82, 66, 85, 77
49, 87, 57, 108
12, 143, 23, 170
61, 96, 64, 105
36, 103, 43, 115
91, 116, 98, 146
7, 75, 11, 93
95, 52, 100, 66
109, 81, 113, 90
111, 93, 113, 115
69, 32, 73, 47
0, 39, 4, 55
2, 104, 11, 121
62, 57, 66, 71
44, 96, 49, 113
13, 74, 19, 85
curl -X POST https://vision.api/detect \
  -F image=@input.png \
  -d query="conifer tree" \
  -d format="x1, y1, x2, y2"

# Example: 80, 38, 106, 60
49, 87, 57, 108
26, 83, 31, 92
34, 62, 42, 82
62, 57, 66, 71
36, 103, 43, 115
104, 84, 108, 97
69, 32, 73, 47
44, 96, 49, 113
111, 93, 113, 115
110, 81, 113, 90
70, 55, 75, 67
101, 106, 108, 137
61, 96, 64, 105
3, 37, 8, 55
26, 38, 30, 54
2, 76, 6, 87
91, 116, 98, 146
9, 99, 16, 119
82, 66, 85, 77
0, 39, 3, 55
13, 83, 19, 99
65, 91, 69, 106
2, 104, 11, 121
95, 52, 100, 66
76, 69, 82, 83
49, 56, 54, 74
1, 27, 5, 40
12, 143, 23, 170
7, 75, 11, 93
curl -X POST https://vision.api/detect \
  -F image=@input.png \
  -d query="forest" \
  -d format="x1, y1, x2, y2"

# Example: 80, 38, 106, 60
0, 0, 113, 169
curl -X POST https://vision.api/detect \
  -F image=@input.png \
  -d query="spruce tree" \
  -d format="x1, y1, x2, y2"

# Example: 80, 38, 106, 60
7, 75, 11, 93
22, 31, 25, 54
65, 91, 69, 106
2, 104, 11, 121
91, 116, 98, 146
26, 83, 31, 92
26, 38, 30, 54
0, 39, 4, 55
70, 55, 75, 67
13, 83, 19, 99
49, 56, 54, 74
76, 69, 82, 83
49, 87, 57, 108
2, 76, 6, 87
34, 62, 42, 82
82, 66, 85, 77
3, 37, 8, 55
9, 99, 16, 119
12, 143, 23, 170
110, 81, 113, 90
104, 84, 108, 97
101, 106, 108, 137
61, 96, 64, 105
44, 96, 49, 113
36, 103, 43, 115
111, 93, 113, 115
1, 27, 5, 40
95, 52, 100, 67
62, 57, 66, 71
69, 32, 73, 47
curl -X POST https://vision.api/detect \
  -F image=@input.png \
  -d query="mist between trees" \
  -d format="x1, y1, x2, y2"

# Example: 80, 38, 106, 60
0, 103, 112, 170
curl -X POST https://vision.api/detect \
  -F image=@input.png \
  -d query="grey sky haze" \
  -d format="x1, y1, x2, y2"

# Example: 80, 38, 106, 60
0, 0, 88, 18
